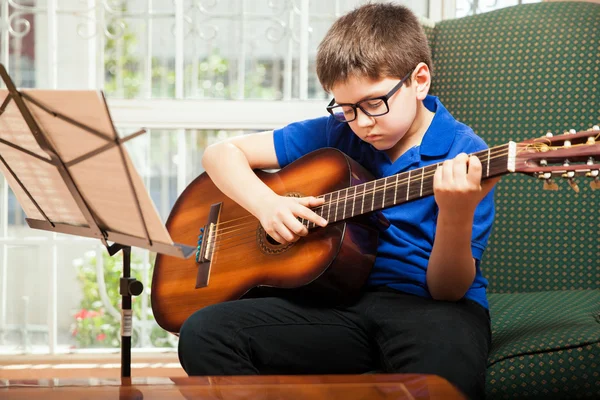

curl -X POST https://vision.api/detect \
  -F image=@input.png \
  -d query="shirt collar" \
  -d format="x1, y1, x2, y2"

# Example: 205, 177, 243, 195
418, 95, 457, 157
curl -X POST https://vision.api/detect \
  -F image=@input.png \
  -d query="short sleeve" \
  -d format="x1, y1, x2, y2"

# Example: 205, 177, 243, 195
273, 116, 330, 168
471, 189, 495, 261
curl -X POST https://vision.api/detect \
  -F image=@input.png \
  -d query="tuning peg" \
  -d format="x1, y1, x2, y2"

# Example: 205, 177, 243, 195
543, 179, 559, 191
587, 167, 600, 190
538, 172, 559, 190
561, 162, 578, 193
566, 178, 580, 193
592, 125, 599, 131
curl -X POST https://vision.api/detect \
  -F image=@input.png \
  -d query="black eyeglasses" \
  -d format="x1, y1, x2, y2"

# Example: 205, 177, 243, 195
326, 70, 413, 123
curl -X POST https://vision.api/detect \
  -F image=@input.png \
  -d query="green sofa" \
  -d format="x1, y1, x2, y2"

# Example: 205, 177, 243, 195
426, 2, 600, 399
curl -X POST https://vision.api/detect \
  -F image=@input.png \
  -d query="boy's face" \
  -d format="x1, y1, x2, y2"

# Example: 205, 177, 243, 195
329, 63, 431, 157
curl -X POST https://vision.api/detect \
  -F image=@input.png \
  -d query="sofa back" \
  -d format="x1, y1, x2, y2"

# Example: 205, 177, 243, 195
428, 2, 600, 293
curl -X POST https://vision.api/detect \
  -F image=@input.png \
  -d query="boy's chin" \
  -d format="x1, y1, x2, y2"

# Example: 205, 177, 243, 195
366, 140, 393, 151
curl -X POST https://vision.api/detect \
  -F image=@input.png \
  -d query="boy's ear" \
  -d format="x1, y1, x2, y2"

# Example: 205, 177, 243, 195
413, 62, 431, 100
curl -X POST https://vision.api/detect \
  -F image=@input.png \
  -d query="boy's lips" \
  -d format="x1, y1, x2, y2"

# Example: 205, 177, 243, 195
365, 134, 382, 142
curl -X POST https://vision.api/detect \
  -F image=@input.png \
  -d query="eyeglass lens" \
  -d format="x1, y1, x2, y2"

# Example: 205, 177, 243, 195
330, 99, 389, 122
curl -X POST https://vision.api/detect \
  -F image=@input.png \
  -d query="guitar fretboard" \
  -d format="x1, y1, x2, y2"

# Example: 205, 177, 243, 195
303, 144, 512, 228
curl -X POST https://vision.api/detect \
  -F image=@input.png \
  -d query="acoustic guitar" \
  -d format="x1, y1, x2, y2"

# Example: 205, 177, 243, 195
151, 128, 599, 333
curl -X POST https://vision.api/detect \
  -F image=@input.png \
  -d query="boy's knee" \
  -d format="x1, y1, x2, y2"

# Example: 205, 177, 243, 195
178, 307, 229, 373
179, 306, 226, 346
422, 349, 486, 400
178, 304, 259, 376
385, 345, 486, 400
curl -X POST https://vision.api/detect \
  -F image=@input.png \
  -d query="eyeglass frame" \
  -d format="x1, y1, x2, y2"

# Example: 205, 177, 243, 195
325, 70, 414, 123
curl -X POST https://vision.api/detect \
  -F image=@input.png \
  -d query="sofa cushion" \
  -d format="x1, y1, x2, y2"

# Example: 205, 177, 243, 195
486, 290, 600, 398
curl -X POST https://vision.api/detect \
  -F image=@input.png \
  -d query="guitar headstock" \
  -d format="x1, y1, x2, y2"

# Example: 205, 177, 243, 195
513, 125, 600, 192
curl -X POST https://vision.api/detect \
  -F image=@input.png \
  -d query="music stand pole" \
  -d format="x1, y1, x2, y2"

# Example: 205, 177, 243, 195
108, 243, 142, 378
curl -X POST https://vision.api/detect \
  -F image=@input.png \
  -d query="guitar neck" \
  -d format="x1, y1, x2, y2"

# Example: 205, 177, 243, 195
305, 142, 515, 228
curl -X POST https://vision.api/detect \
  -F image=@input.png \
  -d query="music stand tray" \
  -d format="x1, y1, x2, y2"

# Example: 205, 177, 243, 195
0, 64, 194, 380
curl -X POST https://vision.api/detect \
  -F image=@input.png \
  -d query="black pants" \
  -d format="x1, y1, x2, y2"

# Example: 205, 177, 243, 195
178, 288, 491, 400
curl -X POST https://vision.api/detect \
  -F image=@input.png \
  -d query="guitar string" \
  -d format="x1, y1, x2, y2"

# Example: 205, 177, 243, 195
207, 178, 466, 257
201, 138, 598, 256
207, 135, 595, 246
205, 145, 507, 242
209, 189, 438, 257
207, 161, 598, 257
202, 147, 513, 254
210, 144, 509, 230
203, 145, 510, 244
209, 135, 597, 234
210, 144, 510, 236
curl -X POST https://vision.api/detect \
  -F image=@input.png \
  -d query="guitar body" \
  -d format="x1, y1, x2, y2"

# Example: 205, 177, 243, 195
151, 148, 382, 333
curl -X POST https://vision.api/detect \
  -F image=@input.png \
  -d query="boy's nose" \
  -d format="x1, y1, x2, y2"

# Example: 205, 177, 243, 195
354, 108, 375, 128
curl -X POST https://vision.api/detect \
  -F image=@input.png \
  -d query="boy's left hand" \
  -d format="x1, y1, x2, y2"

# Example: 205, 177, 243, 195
433, 153, 501, 218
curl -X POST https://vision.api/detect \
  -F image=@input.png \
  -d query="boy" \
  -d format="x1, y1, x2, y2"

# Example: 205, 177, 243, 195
178, 3, 500, 399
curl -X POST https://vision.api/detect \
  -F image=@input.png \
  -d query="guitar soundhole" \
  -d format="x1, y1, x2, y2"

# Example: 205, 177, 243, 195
265, 234, 280, 246
257, 224, 294, 254
256, 192, 302, 255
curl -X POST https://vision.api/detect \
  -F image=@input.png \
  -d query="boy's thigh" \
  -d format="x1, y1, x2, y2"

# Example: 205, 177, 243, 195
363, 291, 491, 367
180, 294, 375, 374
363, 291, 490, 398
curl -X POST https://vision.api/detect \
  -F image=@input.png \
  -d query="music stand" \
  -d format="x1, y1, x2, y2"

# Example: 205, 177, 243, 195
0, 64, 194, 380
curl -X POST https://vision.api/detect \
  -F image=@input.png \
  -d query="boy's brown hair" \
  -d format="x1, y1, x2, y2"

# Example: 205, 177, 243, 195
316, 3, 432, 92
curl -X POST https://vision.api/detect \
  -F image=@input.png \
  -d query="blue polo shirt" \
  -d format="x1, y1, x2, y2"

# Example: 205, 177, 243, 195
272, 95, 495, 309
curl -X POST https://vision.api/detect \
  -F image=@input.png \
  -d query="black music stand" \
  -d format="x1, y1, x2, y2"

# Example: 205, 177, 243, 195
0, 64, 194, 380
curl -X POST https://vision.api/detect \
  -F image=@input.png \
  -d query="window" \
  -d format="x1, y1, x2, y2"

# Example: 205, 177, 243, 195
3, 0, 509, 354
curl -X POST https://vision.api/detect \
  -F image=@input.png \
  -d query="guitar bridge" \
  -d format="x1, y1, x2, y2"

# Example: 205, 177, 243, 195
195, 202, 221, 288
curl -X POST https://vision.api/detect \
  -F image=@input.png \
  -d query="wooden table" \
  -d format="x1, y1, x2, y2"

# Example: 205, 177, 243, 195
0, 374, 466, 399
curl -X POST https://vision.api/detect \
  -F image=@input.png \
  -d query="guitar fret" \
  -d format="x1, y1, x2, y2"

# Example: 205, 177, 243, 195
339, 189, 343, 220
338, 190, 343, 221
325, 193, 331, 221
406, 170, 411, 201
371, 181, 376, 211
334, 191, 339, 221
486, 148, 490, 177
351, 186, 356, 217
419, 168, 424, 197
342, 188, 348, 219
382, 177, 387, 208
394, 174, 399, 204
361, 183, 366, 214
344, 190, 348, 218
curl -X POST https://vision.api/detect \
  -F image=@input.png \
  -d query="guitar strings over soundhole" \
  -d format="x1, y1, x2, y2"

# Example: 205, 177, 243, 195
257, 224, 294, 254
256, 192, 303, 254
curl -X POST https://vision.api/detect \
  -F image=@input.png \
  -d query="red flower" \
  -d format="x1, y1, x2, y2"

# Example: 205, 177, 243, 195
74, 309, 100, 320
96, 333, 106, 342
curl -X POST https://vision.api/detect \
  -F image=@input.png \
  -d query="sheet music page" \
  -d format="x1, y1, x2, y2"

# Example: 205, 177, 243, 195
0, 89, 174, 245
0, 91, 87, 225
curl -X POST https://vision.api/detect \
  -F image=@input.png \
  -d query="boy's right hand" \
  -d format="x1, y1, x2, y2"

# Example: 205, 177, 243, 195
255, 194, 328, 245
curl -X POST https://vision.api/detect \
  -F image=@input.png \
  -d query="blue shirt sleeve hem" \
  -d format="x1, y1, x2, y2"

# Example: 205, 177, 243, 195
471, 242, 485, 261
273, 127, 289, 168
